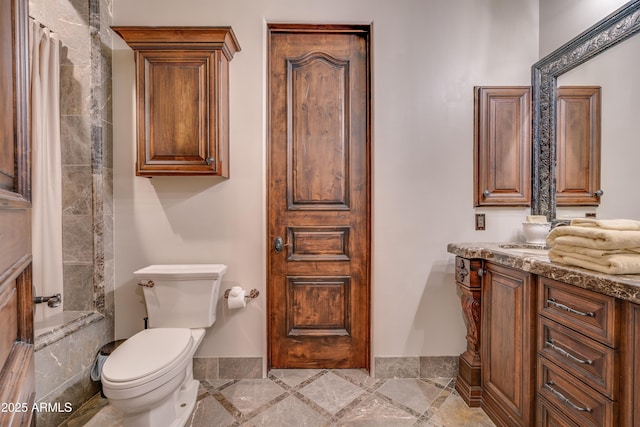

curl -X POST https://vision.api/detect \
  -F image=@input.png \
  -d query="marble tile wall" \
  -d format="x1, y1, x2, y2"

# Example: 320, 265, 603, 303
194, 357, 264, 380
375, 356, 459, 379
192, 356, 459, 381
35, 317, 109, 427
28, 0, 114, 423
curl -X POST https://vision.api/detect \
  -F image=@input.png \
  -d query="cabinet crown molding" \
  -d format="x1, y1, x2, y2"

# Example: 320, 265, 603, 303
112, 26, 241, 60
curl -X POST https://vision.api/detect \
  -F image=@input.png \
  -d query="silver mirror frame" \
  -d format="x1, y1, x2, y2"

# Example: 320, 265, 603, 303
531, 0, 640, 220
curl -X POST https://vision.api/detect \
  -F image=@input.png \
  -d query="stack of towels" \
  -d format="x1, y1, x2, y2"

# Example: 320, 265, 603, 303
546, 218, 640, 275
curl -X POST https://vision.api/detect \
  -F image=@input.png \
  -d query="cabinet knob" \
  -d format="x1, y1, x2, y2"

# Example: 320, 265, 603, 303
594, 189, 604, 197
206, 157, 215, 166
483, 190, 491, 198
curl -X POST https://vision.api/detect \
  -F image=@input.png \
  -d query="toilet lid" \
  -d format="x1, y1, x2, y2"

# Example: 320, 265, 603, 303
102, 328, 193, 384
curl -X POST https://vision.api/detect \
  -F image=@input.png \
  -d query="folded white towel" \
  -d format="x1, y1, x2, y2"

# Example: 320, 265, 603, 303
552, 244, 640, 258
549, 248, 640, 275
546, 226, 640, 251
570, 218, 640, 231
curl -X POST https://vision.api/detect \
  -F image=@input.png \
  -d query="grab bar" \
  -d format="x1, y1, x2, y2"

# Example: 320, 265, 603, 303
34, 293, 62, 308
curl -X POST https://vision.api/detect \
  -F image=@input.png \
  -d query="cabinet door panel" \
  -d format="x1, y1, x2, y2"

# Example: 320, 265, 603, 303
474, 87, 531, 206
481, 263, 536, 426
140, 51, 210, 169
556, 86, 601, 206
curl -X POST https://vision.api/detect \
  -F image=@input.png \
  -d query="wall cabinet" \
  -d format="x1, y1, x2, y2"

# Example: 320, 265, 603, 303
112, 27, 240, 177
556, 86, 602, 206
474, 87, 531, 206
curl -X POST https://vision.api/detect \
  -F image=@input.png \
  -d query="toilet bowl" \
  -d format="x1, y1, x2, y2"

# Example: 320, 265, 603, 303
101, 264, 227, 427
102, 328, 204, 427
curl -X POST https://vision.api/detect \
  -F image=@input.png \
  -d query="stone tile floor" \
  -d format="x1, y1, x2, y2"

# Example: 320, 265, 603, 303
61, 369, 495, 426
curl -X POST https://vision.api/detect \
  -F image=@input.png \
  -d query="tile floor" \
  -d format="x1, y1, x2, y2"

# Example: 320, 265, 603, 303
61, 369, 495, 426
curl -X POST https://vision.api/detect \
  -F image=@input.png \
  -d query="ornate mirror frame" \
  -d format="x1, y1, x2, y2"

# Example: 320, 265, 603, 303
531, 0, 640, 220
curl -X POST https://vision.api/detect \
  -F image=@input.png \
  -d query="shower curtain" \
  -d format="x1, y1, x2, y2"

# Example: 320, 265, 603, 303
29, 18, 63, 322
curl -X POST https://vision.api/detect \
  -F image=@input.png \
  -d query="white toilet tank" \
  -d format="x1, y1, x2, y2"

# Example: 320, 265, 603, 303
134, 264, 227, 328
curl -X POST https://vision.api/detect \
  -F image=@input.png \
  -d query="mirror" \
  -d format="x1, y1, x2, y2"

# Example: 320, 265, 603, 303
531, 0, 640, 220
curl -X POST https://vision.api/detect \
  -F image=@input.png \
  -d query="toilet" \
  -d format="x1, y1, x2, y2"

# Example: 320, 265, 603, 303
101, 264, 227, 427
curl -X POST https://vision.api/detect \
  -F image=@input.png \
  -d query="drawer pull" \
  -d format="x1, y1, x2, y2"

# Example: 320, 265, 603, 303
547, 298, 595, 317
545, 382, 592, 413
546, 339, 593, 365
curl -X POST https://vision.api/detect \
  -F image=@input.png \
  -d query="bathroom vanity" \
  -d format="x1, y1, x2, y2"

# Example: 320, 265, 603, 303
448, 242, 640, 427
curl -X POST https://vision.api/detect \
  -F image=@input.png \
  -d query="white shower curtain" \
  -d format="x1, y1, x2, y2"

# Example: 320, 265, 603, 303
29, 18, 63, 321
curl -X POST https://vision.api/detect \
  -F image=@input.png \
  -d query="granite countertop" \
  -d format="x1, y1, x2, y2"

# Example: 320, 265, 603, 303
447, 242, 640, 304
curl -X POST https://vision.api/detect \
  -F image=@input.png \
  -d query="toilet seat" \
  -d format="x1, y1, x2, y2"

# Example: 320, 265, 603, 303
102, 328, 194, 390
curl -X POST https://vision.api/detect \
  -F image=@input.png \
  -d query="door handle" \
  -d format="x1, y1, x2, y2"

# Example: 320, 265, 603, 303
273, 236, 292, 253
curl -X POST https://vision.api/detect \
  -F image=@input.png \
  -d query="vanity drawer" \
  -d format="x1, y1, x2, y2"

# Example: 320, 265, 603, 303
538, 316, 618, 399
537, 396, 580, 427
538, 277, 619, 347
538, 358, 617, 427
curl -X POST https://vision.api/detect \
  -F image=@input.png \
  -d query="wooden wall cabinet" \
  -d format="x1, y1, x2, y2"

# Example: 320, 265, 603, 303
112, 27, 240, 177
474, 87, 531, 206
556, 86, 602, 206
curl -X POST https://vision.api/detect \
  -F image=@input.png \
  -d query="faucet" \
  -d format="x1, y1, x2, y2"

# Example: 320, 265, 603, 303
550, 219, 571, 229
33, 293, 62, 308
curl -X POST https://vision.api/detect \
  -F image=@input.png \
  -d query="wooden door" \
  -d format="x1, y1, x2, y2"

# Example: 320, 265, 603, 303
267, 24, 371, 369
0, 0, 36, 425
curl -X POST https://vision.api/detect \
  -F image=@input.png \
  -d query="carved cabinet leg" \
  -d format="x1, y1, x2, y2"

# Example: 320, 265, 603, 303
455, 257, 483, 407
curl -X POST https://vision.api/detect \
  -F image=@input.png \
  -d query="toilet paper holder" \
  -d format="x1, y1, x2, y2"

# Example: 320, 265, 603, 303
224, 288, 259, 300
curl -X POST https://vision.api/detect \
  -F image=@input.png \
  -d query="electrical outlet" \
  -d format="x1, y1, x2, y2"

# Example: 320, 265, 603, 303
475, 214, 486, 230
586, 212, 596, 218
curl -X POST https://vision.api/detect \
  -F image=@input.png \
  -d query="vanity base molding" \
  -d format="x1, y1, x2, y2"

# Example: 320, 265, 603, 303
456, 355, 482, 407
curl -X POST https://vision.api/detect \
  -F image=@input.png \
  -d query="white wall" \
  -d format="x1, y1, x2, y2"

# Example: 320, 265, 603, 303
539, 0, 630, 56
112, 0, 539, 363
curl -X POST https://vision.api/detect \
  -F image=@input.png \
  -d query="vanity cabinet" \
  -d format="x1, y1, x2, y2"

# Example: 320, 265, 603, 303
481, 262, 536, 426
451, 247, 640, 427
474, 87, 531, 207
112, 27, 240, 177
556, 86, 602, 206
